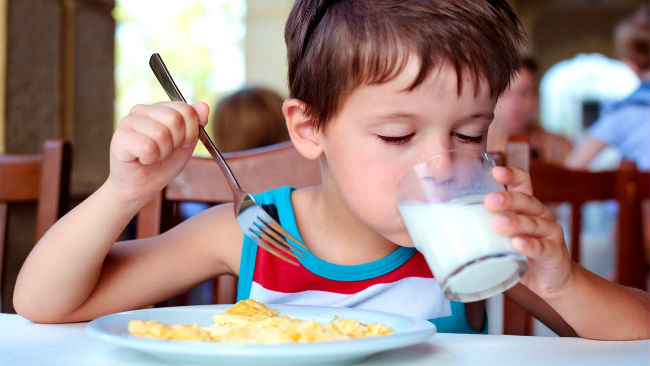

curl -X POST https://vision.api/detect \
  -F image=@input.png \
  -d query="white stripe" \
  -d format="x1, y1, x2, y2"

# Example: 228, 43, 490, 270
249, 277, 451, 319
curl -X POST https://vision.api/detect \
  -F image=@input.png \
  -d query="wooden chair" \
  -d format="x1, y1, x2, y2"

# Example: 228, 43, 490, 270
0, 139, 72, 312
501, 136, 650, 335
135, 141, 321, 304
615, 163, 649, 289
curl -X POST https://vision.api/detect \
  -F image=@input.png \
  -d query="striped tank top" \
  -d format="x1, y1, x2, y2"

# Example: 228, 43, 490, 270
236, 186, 484, 333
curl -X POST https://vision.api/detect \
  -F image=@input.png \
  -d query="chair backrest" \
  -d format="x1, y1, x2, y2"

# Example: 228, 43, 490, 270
135, 141, 321, 303
501, 135, 649, 335
0, 139, 71, 311
529, 159, 648, 288
615, 162, 649, 288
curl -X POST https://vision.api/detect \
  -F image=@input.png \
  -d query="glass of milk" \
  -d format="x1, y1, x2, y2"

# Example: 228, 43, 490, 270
395, 150, 527, 302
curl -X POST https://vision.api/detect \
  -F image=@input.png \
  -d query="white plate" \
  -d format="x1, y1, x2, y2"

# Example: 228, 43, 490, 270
86, 304, 436, 365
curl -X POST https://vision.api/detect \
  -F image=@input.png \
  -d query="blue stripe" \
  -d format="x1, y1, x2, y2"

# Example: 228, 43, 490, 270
271, 186, 418, 281
236, 236, 257, 301
299, 246, 417, 281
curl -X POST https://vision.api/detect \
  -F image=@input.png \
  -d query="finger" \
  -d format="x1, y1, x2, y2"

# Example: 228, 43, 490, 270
492, 213, 563, 240
127, 116, 175, 160
491, 166, 532, 195
191, 101, 210, 128
510, 236, 568, 265
130, 102, 196, 148
129, 103, 186, 149
510, 236, 545, 259
485, 190, 554, 220
130, 101, 209, 143
150, 102, 196, 148
157, 101, 206, 145
112, 127, 160, 165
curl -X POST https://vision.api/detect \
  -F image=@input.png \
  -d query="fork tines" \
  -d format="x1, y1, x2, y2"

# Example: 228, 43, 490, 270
248, 215, 307, 266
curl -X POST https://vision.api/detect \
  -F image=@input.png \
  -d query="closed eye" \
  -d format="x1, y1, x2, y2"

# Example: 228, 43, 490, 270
453, 132, 483, 144
377, 133, 415, 145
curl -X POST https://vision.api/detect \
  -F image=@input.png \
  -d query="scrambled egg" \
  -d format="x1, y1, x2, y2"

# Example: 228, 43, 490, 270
128, 299, 394, 343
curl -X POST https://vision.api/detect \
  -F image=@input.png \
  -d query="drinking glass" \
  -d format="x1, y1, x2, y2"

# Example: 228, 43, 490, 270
394, 149, 527, 302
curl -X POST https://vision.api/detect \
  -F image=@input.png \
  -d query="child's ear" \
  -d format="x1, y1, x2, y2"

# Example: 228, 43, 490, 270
283, 98, 323, 160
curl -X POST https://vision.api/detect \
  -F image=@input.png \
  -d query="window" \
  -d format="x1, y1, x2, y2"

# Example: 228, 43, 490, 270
540, 53, 638, 141
114, 0, 246, 151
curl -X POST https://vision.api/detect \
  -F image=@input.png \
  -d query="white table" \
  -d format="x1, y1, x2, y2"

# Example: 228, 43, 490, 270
1, 313, 648, 366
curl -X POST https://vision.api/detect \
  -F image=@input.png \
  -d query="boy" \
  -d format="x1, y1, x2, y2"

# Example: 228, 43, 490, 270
14, 0, 649, 340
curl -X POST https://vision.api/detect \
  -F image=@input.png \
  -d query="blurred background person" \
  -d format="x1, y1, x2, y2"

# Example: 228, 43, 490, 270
212, 86, 289, 152
564, 5, 650, 273
565, 5, 649, 171
488, 57, 572, 164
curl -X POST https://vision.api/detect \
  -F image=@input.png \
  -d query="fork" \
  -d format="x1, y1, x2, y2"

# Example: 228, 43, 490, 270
149, 53, 307, 266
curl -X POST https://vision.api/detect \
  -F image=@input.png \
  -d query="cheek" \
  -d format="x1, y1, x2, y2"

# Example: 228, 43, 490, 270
323, 133, 416, 243
337, 156, 399, 213
327, 138, 398, 199
334, 154, 413, 241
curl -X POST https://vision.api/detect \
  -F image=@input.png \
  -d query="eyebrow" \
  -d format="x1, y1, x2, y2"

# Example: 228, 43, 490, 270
460, 111, 494, 121
367, 110, 494, 125
372, 112, 418, 121
363, 112, 423, 129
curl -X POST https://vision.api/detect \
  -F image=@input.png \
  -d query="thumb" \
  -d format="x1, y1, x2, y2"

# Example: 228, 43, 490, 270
192, 101, 210, 127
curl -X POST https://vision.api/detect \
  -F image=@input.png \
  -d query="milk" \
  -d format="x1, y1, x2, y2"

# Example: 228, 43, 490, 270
399, 194, 525, 301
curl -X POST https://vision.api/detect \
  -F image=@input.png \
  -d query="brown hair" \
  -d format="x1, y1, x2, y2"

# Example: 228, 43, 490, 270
212, 86, 289, 152
614, 5, 650, 72
285, 0, 525, 130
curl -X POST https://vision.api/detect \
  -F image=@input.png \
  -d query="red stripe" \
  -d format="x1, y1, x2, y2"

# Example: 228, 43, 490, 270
252, 248, 433, 294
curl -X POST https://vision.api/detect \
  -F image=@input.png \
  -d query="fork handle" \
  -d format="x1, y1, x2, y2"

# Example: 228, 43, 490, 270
197, 125, 243, 191
149, 53, 244, 195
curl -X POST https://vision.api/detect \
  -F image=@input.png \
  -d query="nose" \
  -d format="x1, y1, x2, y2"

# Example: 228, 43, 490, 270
412, 134, 452, 179
421, 151, 454, 183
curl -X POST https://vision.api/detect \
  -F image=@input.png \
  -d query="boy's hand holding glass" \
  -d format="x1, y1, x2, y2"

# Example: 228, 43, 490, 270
486, 166, 574, 300
395, 150, 528, 302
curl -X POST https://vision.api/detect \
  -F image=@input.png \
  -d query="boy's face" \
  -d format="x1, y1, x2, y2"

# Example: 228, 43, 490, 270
319, 58, 496, 245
